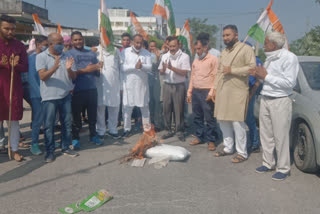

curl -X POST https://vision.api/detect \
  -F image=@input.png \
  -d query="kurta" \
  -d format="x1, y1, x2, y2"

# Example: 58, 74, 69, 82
214, 41, 256, 122
120, 47, 152, 107
96, 46, 121, 107
0, 37, 28, 121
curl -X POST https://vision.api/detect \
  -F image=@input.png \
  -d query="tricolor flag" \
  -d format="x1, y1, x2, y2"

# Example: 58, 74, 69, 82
100, 0, 115, 53
32, 14, 47, 36
152, 0, 176, 36
130, 12, 149, 41
152, 0, 167, 20
127, 21, 136, 36
178, 20, 194, 56
57, 22, 62, 34
247, 0, 288, 48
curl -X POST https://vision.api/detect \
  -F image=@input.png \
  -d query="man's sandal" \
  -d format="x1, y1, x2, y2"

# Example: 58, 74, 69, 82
13, 152, 24, 162
231, 154, 247, 163
214, 150, 231, 157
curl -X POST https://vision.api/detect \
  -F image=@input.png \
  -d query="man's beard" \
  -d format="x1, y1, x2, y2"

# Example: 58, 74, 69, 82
224, 39, 237, 48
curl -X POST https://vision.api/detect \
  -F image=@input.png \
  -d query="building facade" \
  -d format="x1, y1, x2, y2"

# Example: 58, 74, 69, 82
108, 8, 157, 40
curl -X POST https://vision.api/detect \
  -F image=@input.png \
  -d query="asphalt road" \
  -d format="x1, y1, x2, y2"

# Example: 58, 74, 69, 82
0, 104, 320, 214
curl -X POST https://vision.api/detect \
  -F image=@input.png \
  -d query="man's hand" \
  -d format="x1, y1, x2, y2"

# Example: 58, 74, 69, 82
135, 59, 142, 69
66, 57, 74, 70
161, 62, 168, 72
13, 56, 20, 67
223, 66, 232, 75
167, 60, 173, 70
187, 96, 192, 104
53, 56, 60, 70
206, 94, 213, 102
211, 89, 216, 103
97, 61, 103, 70
256, 65, 267, 80
249, 67, 257, 77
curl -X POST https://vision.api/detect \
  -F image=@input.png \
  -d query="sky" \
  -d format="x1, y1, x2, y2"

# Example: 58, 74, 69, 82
23, 0, 320, 44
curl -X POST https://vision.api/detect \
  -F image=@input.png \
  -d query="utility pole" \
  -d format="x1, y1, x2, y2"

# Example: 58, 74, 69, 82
44, 0, 47, 9
219, 24, 223, 51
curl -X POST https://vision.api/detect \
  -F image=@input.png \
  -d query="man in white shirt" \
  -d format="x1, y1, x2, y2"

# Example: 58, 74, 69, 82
120, 34, 152, 137
250, 32, 299, 181
159, 36, 191, 142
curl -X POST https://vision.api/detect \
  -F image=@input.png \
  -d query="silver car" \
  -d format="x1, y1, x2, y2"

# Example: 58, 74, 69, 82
254, 56, 320, 173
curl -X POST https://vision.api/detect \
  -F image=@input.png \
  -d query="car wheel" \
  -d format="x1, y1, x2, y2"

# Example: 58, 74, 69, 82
293, 122, 319, 173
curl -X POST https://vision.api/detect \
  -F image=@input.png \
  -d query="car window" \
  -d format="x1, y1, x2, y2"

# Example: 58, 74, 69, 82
293, 79, 301, 93
300, 62, 320, 90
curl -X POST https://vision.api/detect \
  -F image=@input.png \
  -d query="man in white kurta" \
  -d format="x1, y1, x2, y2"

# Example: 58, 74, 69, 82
96, 46, 121, 139
120, 34, 152, 137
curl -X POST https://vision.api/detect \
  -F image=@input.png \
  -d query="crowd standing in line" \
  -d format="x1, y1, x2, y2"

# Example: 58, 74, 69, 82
0, 14, 299, 181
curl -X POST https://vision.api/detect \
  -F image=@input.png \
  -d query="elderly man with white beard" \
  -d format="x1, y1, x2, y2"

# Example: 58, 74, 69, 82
250, 32, 299, 181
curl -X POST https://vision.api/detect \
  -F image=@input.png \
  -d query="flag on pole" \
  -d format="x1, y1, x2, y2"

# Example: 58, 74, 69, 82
127, 20, 136, 36
247, 0, 288, 48
152, 0, 176, 36
57, 22, 62, 34
164, 0, 176, 35
32, 14, 47, 36
100, 0, 115, 53
130, 12, 149, 40
152, 0, 167, 20
178, 19, 194, 56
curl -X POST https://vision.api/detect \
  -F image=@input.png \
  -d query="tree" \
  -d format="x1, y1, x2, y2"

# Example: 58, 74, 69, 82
290, 26, 320, 56
188, 18, 219, 49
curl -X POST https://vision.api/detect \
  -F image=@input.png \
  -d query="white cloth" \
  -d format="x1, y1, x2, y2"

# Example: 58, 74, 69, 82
158, 49, 191, 84
96, 105, 120, 135
120, 47, 152, 107
96, 46, 121, 107
259, 94, 292, 174
219, 120, 248, 159
5, 121, 19, 152
261, 48, 299, 97
123, 106, 151, 132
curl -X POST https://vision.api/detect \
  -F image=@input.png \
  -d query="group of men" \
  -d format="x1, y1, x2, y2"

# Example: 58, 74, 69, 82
0, 14, 299, 181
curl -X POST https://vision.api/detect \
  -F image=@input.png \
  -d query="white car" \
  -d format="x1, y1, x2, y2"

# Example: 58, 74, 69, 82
254, 56, 320, 173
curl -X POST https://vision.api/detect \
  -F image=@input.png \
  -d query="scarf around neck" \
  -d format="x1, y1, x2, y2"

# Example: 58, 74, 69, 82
264, 48, 284, 68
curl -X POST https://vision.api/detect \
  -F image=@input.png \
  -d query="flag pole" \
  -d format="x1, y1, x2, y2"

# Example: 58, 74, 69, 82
99, 0, 104, 73
7, 54, 15, 160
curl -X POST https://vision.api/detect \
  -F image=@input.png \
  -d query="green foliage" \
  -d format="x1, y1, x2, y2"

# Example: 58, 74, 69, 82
290, 26, 320, 56
188, 18, 219, 49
